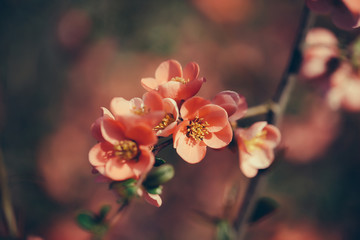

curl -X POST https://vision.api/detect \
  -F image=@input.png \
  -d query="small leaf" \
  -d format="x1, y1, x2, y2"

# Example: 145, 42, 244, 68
216, 220, 235, 240
77, 211, 96, 231
248, 197, 278, 224
143, 164, 175, 188
146, 185, 163, 195
98, 205, 111, 221
154, 157, 166, 166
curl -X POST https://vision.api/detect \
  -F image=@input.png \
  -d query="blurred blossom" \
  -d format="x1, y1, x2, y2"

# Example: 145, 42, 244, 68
211, 90, 248, 122
27, 236, 43, 240
281, 99, 340, 163
191, 0, 254, 24
271, 223, 341, 240
57, 9, 92, 50
306, 0, 360, 30
299, 28, 340, 88
326, 62, 360, 111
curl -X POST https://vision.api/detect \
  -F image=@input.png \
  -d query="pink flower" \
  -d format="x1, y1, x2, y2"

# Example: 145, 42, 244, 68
235, 121, 281, 178
154, 97, 179, 137
326, 63, 360, 111
211, 90, 247, 122
173, 96, 233, 163
110, 91, 165, 127
141, 60, 205, 102
89, 118, 157, 181
299, 28, 339, 82
306, 0, 360, 30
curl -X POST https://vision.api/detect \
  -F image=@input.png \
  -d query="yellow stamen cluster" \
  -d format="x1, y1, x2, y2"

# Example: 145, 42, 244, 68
154, 113, 175, 131
243, 130, 267, 152
114, 140, 139, 160
131, 105, 148, 115
186, 117, 210, 141
170, 76, 189, 84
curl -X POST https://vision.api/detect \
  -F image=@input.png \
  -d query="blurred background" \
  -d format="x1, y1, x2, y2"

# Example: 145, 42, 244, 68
0, 0, 360, 239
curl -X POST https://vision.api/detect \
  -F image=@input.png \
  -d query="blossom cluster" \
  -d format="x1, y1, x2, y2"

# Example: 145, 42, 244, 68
88, 59, 281, 206
300, 28, 360, 112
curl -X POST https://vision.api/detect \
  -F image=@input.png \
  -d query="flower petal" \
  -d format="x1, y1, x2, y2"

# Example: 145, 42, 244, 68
176, 77, 205, 100
101, 118, 126, 145
141, 77, 159, 91
239, 157, 258, 178
180, 96, 211, 120
89, 142, 111, 167
198, 104, 229, 132
143, 91, 164, 112
142, 190, 162, 207
105, 158, 136, 181
203, 123, 233, 149
128, 146, 154, 177
125, 122, 157, 146
183, 62, 199, 81
110, 97, 132, 117
155, 59, 183, 83
174, 128, 207, 164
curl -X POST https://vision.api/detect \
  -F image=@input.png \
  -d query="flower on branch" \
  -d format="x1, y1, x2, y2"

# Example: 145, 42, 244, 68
235, 121, 281, 178
211, 90, 248, 122
89, 118, 157, 181
173, 96, 233, 163
141, 59, 205, 103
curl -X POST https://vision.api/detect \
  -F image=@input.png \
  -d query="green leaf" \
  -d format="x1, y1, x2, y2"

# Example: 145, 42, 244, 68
154, 157, 166, 166
77, 211, 96, 231
146, 185, 163, 195
143, 164, 175, 188
248, 197, 278, 224
98, 205, 111, 221
216, 220, 235, 240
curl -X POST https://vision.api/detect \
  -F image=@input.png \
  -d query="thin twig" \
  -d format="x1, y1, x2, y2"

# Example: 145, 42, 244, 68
234, 4, 313, 239
0, 149, 19, 238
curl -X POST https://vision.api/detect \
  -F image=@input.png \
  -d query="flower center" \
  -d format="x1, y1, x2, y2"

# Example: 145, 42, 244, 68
243, 130, 267, 153
170, 76, 189, 84
154, 113, 175, 131
113, 140, 139, 160
131, 105, 148, 115
186, 117, 209, 141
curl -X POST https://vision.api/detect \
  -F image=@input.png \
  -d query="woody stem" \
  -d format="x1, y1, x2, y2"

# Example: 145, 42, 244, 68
234, 4, 313, 239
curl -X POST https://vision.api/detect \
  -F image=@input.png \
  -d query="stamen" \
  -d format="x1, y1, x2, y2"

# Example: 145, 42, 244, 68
243, 130, 267, 152
154, 113, 175, 131
113, 140, 139, 160
170, 76, 189, 84
131, 105, 148, 115
186, 117, 210, 141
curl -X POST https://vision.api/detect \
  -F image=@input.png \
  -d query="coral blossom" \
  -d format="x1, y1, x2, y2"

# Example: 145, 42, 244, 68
235, 121, 281, 178
89, 118, 157, 181
173, 96, 233, 163
141, 60, 205, 102
211, 90, 247, 122
110, 91, 165, 127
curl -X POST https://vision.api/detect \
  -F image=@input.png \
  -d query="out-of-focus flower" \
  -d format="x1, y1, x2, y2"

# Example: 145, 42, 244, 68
110, 91, 165, 128
57, 9, 92, 49
299, 28, 340, 84
326, 63, 360, 111
173, 96, 232, 163
280, 98, 340, 163
306, 0, 360, 30
211, 90, 247, 122
141, 60, 205, 103
89, 118, 157, 181
154, 97, 179, 137
27, 236, 43, 240
191, 0, 254, 24
235, 121, 281, 178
